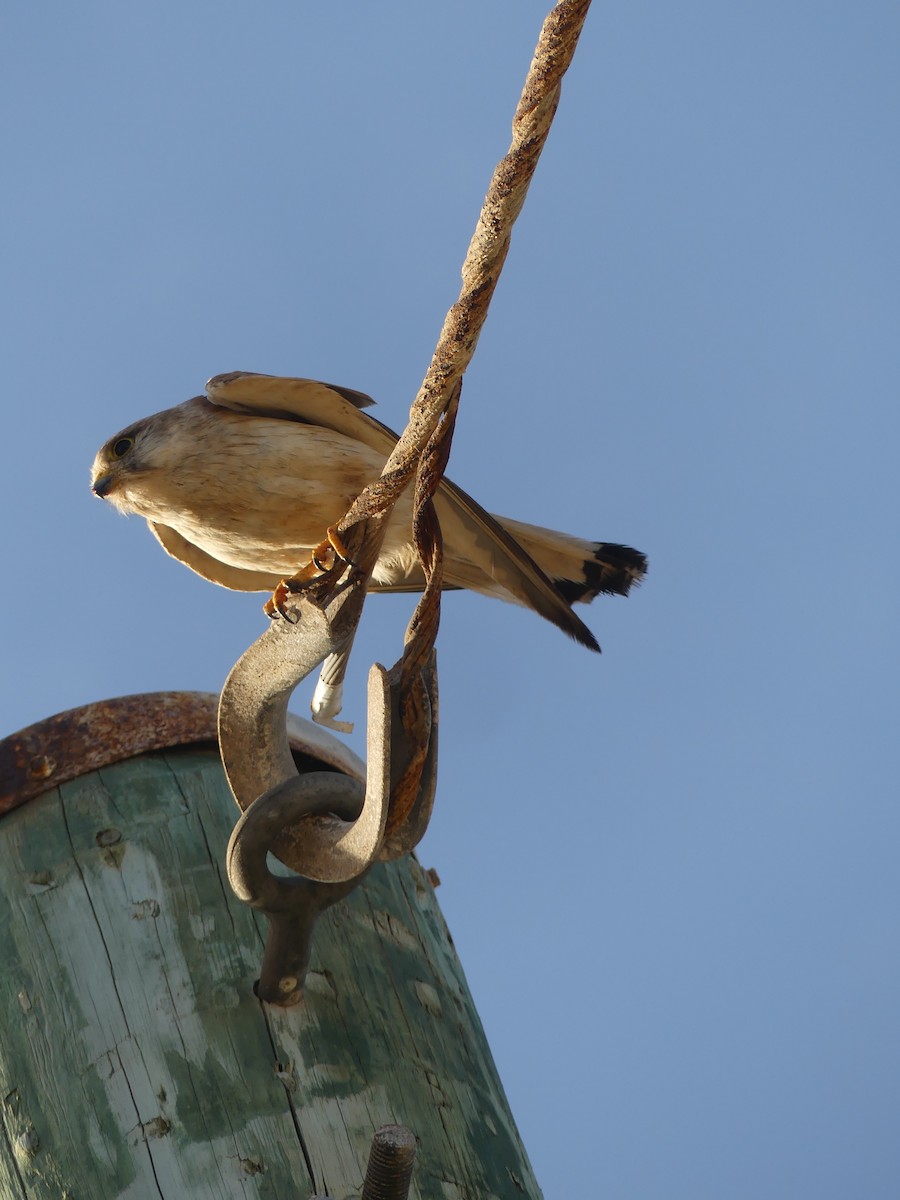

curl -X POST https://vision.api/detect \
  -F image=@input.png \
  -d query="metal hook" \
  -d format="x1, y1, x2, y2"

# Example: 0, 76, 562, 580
219, 597, 390, 882
226, 772, 365, 1004
219, 589, 439, 1002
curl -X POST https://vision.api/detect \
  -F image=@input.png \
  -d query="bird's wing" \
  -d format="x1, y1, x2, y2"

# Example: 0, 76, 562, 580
149, 521, 284, 591
206, 372, 395, 455
205, 372, 598, 648
434, 482, 600, 649
151, 518, 461, 597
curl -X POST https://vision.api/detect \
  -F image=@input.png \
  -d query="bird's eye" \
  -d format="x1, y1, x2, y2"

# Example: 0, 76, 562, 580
112, 436, 134, 458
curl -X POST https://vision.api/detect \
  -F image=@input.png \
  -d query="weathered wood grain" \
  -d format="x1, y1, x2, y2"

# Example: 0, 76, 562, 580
0, 748, 540, 1199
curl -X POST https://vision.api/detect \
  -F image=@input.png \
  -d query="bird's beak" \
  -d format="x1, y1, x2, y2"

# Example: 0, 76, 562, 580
92, 474, 115, 498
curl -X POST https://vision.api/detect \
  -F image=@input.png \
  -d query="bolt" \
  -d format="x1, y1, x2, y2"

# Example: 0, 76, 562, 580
361, 1125, 417, 1200
28, 755, 55, 780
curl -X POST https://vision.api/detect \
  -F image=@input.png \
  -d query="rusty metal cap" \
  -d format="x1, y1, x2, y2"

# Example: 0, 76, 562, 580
0, 691, 364, 817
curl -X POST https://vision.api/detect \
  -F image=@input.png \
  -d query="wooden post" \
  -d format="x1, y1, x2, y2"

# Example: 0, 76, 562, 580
0, 693, 541, 1198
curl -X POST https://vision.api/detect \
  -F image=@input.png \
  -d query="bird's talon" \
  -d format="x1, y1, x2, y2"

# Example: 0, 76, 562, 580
310, 526, 352, 573
279, 531, 352, 598
312, 548, 335, 572
284, 563, 324, 593
324, 525, 352, 565
266, 542, 351, 618
276, 599, 299, 623
265, 582, 301, 622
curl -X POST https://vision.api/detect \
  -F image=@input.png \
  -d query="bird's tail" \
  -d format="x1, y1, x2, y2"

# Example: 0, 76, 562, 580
495, 517, 647, 605
431, 479, 646, 651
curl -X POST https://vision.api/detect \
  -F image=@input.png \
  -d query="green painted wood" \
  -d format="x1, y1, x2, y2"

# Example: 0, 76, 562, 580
0, 747, 541, 1199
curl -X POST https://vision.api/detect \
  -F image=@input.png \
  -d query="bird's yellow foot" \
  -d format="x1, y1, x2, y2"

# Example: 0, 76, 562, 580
264, 526, 353, 620
311, 525, 352, 571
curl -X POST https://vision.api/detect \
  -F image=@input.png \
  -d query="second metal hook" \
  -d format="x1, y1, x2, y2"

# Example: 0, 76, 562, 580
227, 771, 367, 1003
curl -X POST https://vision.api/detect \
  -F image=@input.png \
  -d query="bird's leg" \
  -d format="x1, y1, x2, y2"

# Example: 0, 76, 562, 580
264, 526, 354, 620
311, 636, 357, 733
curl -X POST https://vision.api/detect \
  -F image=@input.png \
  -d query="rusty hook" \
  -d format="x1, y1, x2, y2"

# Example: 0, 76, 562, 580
218, 588, 438, 1002
226, 771, 365, 1004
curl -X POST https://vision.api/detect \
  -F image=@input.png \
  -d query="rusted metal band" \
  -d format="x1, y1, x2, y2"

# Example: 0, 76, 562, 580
0, 691, 364, 816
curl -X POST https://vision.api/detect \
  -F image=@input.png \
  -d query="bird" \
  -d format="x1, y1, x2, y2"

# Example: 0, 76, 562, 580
91, 372, 646, 652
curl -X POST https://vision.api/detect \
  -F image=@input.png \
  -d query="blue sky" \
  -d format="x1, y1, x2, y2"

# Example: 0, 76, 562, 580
2, 2, 899, 1195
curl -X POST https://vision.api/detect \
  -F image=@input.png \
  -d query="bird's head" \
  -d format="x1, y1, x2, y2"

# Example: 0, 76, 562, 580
90, 398, 209, 517
90, 420, 152, 514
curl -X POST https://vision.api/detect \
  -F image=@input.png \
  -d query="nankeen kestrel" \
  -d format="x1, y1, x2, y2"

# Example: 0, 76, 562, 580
91, 372, 646, 650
